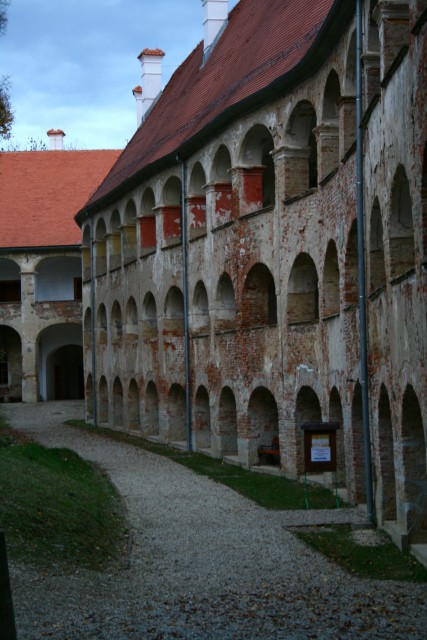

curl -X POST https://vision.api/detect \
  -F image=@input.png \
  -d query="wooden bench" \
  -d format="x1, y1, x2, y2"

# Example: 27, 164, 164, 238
257, 436, 280, 465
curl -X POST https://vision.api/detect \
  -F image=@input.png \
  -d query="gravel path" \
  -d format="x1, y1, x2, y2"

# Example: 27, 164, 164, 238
2, 401, 426, 640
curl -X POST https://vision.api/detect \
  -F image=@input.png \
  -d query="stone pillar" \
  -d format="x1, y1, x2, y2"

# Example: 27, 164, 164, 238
362, 52, 381, 108
162, 205, 182, 244
20, 270, 38, 402
94, 239, 107, 276
282, 147, 311, 200
314, 123, 340, 182
338, 96, 357, 158
207, 181, 233, 228
373, 2, 409, 82
107, 232, 121, 271
234, 165, 264, 217
138, 215, 156, 251
187, 195, 207, 238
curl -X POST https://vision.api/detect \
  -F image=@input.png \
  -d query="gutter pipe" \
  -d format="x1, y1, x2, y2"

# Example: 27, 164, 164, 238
177, 155, 192, 451
356, 0, 374, 524
89, 217, 97, 426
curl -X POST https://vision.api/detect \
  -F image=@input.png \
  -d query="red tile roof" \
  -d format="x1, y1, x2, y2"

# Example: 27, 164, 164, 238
82, 0, 348, 214
0, 149, 120, 249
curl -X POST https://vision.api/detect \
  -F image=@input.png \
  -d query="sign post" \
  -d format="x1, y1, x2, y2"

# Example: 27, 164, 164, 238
0, 532, 17, 640
300, 422, 340, 508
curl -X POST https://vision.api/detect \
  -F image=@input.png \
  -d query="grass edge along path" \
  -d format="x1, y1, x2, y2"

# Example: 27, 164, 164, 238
67, 419, 341, 510
0, 413, 129, 572
67, 420, 427, 582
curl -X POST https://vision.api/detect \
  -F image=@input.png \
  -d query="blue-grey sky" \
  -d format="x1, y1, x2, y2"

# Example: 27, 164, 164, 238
2, 0, 239, 150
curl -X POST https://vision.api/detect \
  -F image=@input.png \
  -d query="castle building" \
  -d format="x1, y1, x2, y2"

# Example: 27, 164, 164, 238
0, 131, 120, 402
75, 0, 427, 552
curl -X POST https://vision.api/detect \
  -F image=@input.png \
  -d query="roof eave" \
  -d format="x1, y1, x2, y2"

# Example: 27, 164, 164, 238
75, 0, 355, 225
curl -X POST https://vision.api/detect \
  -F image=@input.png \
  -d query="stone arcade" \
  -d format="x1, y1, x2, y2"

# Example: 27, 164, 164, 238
75, 1, 427, 552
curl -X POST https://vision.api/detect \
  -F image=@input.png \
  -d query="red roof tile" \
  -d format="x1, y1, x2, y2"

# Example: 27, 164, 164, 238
84, 0, 341, 212
0, 149, 120, 249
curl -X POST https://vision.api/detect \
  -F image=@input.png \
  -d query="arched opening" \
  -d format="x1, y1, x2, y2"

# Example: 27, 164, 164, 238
128, 379, 140, 430
344, 220, 358, 306
344, 30, 357, 95
98, 376, 109, 424
376, 385, 397, 523
125, 297, 138, 336
192, 281, 210, 335
211, 145, 233, 227
37, 324, 83, 401
215, 272, 236, 332
97, 304, 107, 346
242, 263, 277, 328
162, 176, 182, 242
342, 30, 357, 155
82, 225, 91, 281
319, 70, 340, 178
194, 386, 211, 450
363, 1, 381, 106
350, 383, 367, 502
218, 386, 238, 456
123, 199, 137, 263
164, 286, 184, 335
422, 142, 427, 261
0, 258, 21, 302
167, 383, 186, 442
287, 253, 319, 323
322, 241, 340, 317
239, 124, 275, 212
144, 381, 159, 436
109, 209, 122, 270
111, 301, 123, 342
295, 386, 322, 474
45, 345, 84, 400
36, 256, 82, 302
83, 307, 92, 349
284, 100, 318, 198
329, 387, 346, 483
0, 326, 22, 402
85, 374, 93, 420
95, 218, 107, 276
390, 165, 415, 280
369, 198, 386, 293
400, 385, 427, 541
140, 188, 156, 251
113, 377, 123, 427
248, 387, 279, 466
142, 292, 158, 338
189, 162, 207, 236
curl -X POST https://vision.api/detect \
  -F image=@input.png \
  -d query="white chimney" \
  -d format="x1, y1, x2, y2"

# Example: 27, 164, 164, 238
202, 0, 228, 57
137, 48, 165, 122
46, 129, 65, 150
132, 86, 143, 127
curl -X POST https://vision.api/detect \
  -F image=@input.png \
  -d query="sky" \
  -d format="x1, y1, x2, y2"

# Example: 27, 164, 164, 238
2, 0, 239, 150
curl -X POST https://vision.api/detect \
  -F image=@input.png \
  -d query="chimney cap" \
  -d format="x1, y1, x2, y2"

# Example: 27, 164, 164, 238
46, 129, 66, 136
132, 85, 143, 95
137, 48, 165, 59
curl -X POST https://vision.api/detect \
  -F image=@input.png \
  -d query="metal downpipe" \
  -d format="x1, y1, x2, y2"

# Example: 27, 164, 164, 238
177, 155, 192, 451
89, 217, 97, 426
356, 0, 374, 524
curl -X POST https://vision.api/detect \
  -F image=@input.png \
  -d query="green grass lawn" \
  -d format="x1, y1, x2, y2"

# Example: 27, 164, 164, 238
0, 415, 128, 571
295, 525, 427, 582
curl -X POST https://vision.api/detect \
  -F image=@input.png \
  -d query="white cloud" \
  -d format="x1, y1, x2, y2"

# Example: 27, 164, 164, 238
3, 0, 240, 149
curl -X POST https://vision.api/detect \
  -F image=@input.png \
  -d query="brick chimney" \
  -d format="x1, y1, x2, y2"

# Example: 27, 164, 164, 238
137, 48, 165, 123
47, 129, 65, 150
201, 0, 229, 59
